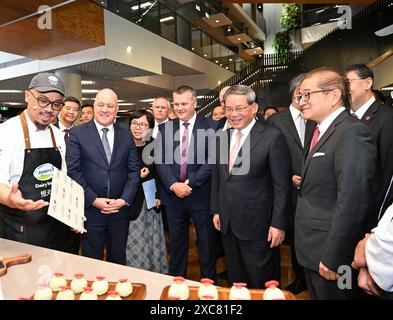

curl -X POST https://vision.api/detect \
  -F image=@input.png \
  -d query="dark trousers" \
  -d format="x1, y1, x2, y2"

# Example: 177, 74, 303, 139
304, 268, 360, 300
81, 217, 130, 265
222, 225, 280, 289
166, 205, 216, 280
286, 205, 305, 283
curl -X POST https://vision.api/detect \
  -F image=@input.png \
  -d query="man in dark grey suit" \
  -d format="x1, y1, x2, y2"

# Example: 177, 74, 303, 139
66, 89, 140, 265
211, 85, 292, 289
268, 74, 317, 294
345, 64, 393, 224
295, 67, 376, 299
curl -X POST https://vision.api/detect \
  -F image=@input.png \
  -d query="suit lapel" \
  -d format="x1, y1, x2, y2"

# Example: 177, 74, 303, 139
227, 121, 264, 178
87, 121, 109, 165
361, 100, 379, 124
302, 111, 348, 182
111, 124, 121, 166
281, 109, 303, 149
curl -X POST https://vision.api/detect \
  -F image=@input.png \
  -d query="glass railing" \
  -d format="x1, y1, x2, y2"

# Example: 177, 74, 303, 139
91, 0, 248, 73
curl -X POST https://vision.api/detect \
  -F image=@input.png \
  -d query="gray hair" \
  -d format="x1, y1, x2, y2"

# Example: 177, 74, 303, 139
223, 85, 256, 105
153, 96, 171, 109
289, 73, 306, 98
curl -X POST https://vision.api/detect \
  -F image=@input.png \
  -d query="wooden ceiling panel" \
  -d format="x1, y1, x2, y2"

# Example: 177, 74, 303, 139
0, 0, 104, 60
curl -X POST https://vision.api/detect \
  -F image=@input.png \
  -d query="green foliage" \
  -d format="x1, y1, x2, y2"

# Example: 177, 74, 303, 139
273, 31, 289, 64
280, 4, 301, 31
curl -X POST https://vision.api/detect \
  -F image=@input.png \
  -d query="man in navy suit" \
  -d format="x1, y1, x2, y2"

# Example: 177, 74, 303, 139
66, 89, 140, 265
155, 85, 217, 280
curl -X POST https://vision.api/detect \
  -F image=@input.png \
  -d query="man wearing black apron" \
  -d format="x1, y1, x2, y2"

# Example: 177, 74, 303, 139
0, 73, 70, 251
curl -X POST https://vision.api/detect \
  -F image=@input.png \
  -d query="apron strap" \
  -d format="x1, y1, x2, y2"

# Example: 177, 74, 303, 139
20, 112, 58, 149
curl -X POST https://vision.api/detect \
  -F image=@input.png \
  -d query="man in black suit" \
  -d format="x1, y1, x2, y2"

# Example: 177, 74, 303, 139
154, 85, 217, 280
211, 84, 292, 289
345, 64, 393, 224
66, 89, 140, 265
268, 73, 317, 294
295, 67, 376, 300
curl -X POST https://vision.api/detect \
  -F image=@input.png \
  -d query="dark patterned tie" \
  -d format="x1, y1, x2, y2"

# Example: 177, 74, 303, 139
180, 122, 190, 182
101, 128, 111, 163
63, 128, 70, 144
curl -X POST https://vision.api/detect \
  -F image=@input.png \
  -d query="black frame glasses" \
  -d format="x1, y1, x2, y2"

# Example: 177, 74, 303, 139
29, 91, 64, 111
130, 121, 149, 129
294, 90, 334, 104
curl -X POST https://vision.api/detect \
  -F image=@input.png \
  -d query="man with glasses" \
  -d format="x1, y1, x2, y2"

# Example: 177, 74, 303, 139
66, 89, 140, 265
0, 72, 72, 251
268, 73, 317, 295
294, 67, 376, 299
56, 96, 81, 143
211, 84, 292, 289
345, 64, 393, 225
152, 97, 170, 139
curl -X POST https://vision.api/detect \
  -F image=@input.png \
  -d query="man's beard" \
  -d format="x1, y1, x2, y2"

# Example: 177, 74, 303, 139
34, 121, 49, 131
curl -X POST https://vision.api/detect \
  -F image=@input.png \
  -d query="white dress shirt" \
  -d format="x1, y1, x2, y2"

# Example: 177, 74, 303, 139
352, 96, 376, 120
366, 203, 393, 292
229, 118, 256, 151
289, 104, 305, 146
94, 120, 114, 152
179, 112, 197, 150
152, 118, 168, 139
317, 107, 346, 141
0, 111, 66, 186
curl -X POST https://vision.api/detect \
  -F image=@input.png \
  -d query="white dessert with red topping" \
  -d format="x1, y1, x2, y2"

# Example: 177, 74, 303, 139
167, 276, 189, 300
263, 280, 285, 300
56, 286, 75, 300
115, 278, 133, 297
49, 272, 67, 292
197, 278, 218, 300
106, 291, 122, 300
229, 283, 251, 300
79, 287, 98, 300
70, 274, 88, 294
33, 285, 53, 300
92, 276, 109, 295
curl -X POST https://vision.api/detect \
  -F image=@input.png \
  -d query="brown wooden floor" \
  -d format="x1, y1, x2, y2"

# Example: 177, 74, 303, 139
168, 224, 310, 300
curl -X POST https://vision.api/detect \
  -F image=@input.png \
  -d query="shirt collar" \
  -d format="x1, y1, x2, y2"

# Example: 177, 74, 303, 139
180, 111, 197, 127
94, 119, 114, 133
353, 96, 376, 120
318, 107, 346, 137
289, 104, 302, 120
234, 118, 256, 138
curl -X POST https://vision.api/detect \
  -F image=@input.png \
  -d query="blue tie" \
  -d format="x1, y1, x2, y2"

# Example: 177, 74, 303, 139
101, 128, 111, 163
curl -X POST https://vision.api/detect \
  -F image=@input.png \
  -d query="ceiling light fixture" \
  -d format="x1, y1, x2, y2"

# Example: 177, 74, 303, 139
82, 89, 99, 93
375, 24, 393, 37
131, 2, 152, 11
0, 90, 23, 93
160, 16, 174, 23
81, 80, 95, 85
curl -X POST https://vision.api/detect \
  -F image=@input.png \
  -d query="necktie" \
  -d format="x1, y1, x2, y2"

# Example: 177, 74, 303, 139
351, 112, 359, 119
298, 113, 305, 147
229, 130, 243, 173
309, 127, 320, 152
63, 128, 70, 144
101, 128, 111, 163
180, 122, 190, 182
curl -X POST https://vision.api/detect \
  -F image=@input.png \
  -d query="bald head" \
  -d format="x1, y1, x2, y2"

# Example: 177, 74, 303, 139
94, 88, 119, 126
219, 86, 231, 106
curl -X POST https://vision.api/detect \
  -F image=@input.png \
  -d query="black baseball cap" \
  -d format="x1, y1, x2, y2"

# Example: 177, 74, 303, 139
28, 73, 66, 96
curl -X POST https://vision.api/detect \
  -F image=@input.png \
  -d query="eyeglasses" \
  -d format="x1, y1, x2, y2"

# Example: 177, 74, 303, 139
130, 121, 149, 128
294, 90, 334, 104
29, 91, 64, 111
347, 77, 367, 83
225, 105, 250, 113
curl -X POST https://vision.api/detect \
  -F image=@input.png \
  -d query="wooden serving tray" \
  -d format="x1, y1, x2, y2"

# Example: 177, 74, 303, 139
0, 253, 32, 277
160, 285, 295, 300
31, 280, 146, 300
